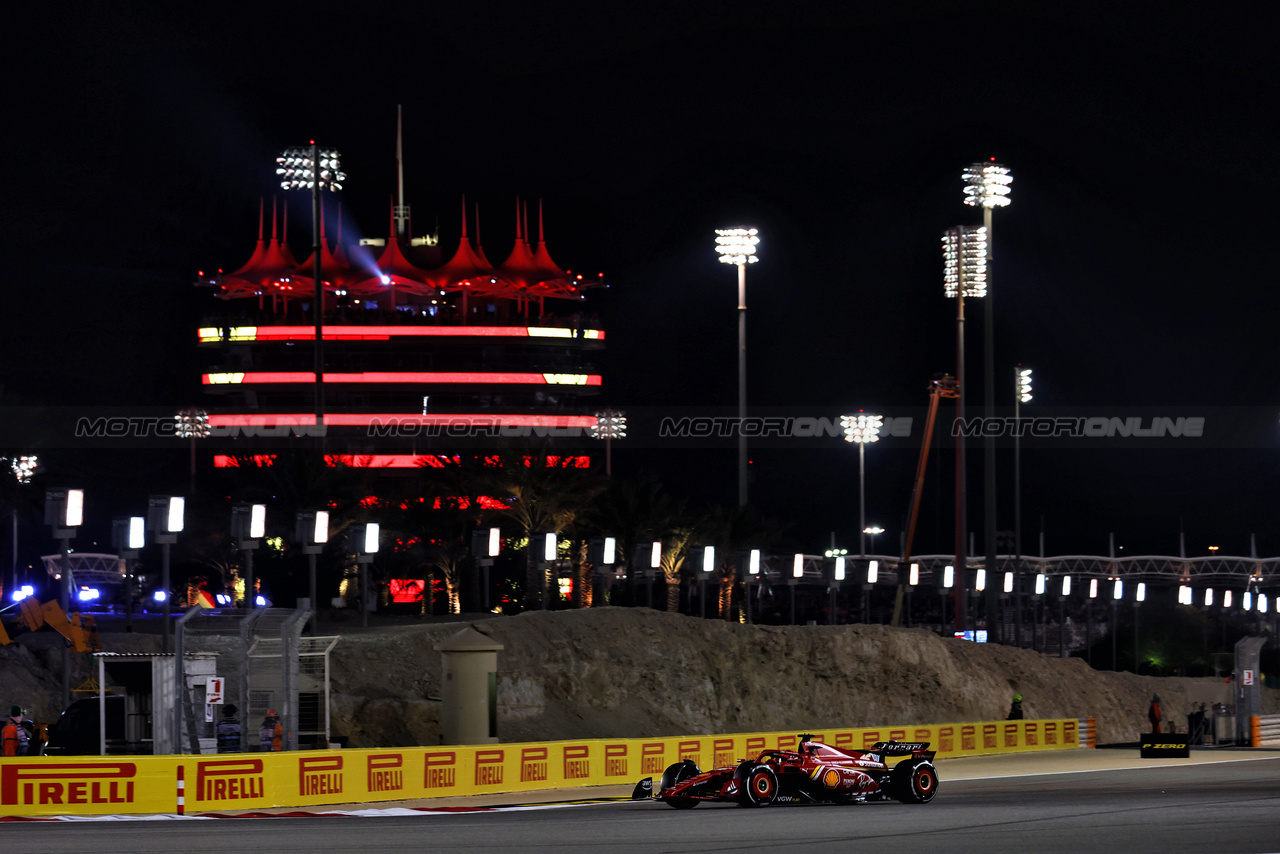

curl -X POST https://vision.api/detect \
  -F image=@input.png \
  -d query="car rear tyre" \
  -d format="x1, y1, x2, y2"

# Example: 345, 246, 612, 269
892, 759, 938, 804
742, 765, 779, 807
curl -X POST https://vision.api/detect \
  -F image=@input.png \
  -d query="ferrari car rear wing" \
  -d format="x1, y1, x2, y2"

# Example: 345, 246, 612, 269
871, 741, 931, 754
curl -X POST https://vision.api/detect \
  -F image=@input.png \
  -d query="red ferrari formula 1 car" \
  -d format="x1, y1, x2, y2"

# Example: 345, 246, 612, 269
631, 734, 938, 808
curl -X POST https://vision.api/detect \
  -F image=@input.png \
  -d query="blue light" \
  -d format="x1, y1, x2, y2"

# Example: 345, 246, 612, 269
153, 590, 167, 602
255, 595, 267, 606
77, 588, 100, 602
10, 585, 33, 602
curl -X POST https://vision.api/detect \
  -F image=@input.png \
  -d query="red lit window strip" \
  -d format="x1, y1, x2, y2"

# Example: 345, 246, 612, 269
213, 454, 278, 467
215, 453, 590, 471
203, 372, 601, 385
206, 413, 598, 428
199, 326, 604, 342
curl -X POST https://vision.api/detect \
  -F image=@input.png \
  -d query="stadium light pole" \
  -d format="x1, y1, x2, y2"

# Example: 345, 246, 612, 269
353, 522, 380, 629
590, 410, 627, 476
841, 413, 883, 556
112, 515, 144, 634
147, 495, 185, 654
714, 227, 759, 507
278, 144, 346, 439
9, 455, 37, 592
863, 526, 885, 555
963, 160, 1012, 642
943, 225, 988, 633
174, 408, 209, 495
297, 510, 330, 635
231, 503, 266, 607
45, 487, 83, 708
1014, 366, 1032, 646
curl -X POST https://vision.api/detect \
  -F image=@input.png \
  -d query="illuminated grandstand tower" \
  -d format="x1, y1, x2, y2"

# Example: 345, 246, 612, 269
195, 145, 606, 467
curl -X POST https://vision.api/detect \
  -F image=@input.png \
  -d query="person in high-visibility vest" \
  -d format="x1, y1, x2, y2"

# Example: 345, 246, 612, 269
1148, 693, 1162, 734
259, 709, 283, 752
2, 705, 30, 756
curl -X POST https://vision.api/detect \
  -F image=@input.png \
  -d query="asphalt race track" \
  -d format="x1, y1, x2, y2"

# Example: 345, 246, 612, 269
5, 756, 1280, 853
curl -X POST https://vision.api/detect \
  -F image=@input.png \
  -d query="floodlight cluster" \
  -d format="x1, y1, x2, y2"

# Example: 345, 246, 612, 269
589, 409, 627, 440
840, 413, 883, 444
9, 455, 38, 484
277, 148, 346, 191
942, 226, 988, 298
714, 227, 760, 265
1018, 368, 1033, 403
962, 161, 1012, 208
174, 408, 210, 439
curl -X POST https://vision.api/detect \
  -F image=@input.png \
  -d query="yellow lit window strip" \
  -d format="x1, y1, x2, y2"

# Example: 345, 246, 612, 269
206, 373, 246, 384
198, 327, 260, 343
542, 373, 588, 385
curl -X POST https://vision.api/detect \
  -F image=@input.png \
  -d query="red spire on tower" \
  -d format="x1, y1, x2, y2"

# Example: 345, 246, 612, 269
430, 194, 497, 290
497, 196, 540, 290
531, 199, 568, 283
349, 198, 429, 296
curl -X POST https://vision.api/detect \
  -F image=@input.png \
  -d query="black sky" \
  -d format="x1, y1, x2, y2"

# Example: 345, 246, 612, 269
4, 2, 1279, 557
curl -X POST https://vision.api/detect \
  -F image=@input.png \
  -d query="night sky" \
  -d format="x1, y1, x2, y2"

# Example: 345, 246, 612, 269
5, 3, 1279, 559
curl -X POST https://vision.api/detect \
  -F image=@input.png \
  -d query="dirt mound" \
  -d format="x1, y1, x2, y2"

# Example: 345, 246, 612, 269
327, 608, 1271, 747
4, 608, 1272, 747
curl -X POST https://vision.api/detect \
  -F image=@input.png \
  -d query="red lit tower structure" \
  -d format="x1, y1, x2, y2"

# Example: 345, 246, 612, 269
195, 192, 606, 467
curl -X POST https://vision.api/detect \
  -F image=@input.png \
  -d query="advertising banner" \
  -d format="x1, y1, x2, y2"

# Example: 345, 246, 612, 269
0, 718, 1079, 817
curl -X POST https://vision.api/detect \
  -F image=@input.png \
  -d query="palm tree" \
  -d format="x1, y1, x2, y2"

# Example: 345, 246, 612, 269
208, 450, 372, 606
397, 455, 507, 614
696, 504, 786, 621
590, 475, 685, 606
493, 452, 606, 610
659, 526, 695, 613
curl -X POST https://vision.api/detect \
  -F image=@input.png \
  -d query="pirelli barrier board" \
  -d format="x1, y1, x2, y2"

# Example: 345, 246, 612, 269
0, 718, 1078, 816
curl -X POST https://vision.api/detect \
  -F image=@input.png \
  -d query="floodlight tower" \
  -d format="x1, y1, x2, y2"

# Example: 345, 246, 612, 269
9, 455, 37, 592
962, 160, 1012, 641
714, 227, 760, 507
942, 224, 988, 632
841, 413, 883, 556
863, 526, 885, 555
175, 408, 209, 495
590, 410, 627, 476
1014, 366, 1032, 646
277, 143, 346, 436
